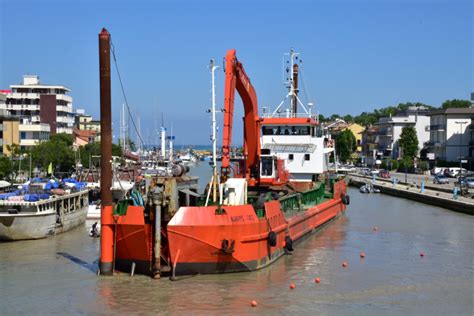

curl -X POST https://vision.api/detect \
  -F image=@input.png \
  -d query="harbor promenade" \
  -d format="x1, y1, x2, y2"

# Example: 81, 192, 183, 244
348, 174, 474, 215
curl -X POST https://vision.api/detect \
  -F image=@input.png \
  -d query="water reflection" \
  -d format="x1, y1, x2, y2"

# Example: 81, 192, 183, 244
1, 179, 473, 314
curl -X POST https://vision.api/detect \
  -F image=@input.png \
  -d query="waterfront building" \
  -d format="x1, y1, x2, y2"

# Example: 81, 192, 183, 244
73, 128, 98, 147
373, 106, 430, 160
426, 107, 474, 168
1, 116, 20, 155
18, 121, 50, 150
325, 119, 364, 154
3, 75, 74, 135
347, 123, 364, 153
74, 110, 101, 141
361, 125, 380, 166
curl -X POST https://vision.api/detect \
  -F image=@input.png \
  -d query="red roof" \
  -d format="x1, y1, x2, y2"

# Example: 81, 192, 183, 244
73, 128, 97, 142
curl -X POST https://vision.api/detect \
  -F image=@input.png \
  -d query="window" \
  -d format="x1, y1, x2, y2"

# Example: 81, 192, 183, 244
304, 154, 310, 161
20, 132, 26, 139
262, 125, 311, 136
261, 157, 273, 176
288, 154, 294, 160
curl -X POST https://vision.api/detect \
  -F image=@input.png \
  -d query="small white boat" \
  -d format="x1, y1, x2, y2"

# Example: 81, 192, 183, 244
359, 183, 380, 194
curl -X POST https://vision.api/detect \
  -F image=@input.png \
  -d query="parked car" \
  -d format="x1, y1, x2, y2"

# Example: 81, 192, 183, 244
370, 170, 380, 176
431, 167, 446, 175
457, 176, 474, 188
433, 174, 449, 184
379, 170, 390, 179
445, 167, 468, 178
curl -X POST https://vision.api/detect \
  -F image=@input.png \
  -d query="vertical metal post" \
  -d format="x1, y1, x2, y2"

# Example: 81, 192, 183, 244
210, 59, 219, 202
153, 204, 161, 278
291, 63, 299, 117
99, 28, 114, 276
455, 121, 466, 195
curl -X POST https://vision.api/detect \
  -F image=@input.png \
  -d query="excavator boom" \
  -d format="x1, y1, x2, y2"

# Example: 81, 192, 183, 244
220, 49, 260, 183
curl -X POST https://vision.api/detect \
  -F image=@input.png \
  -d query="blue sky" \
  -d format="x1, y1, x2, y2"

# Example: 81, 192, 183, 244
1, 0, 472, 146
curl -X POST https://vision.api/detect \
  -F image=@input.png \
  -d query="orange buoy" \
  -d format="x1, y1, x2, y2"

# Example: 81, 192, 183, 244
290, 283, 296, 289
360, 252, 366, 258
315, 277, 321, 283
251, 300, 257, 307
342, 261, 348, 268
420, 252, 425, 257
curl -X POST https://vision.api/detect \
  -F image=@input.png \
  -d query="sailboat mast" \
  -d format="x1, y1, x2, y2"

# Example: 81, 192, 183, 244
161, 113, 166, 159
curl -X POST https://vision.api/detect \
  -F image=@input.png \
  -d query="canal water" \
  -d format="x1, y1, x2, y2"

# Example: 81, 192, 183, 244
1, 163, 473, 315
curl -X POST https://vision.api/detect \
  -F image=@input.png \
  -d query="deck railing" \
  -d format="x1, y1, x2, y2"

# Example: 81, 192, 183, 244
279, 183, 326, 212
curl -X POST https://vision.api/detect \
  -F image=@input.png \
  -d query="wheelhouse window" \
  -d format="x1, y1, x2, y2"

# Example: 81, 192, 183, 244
262, 125, 310, 136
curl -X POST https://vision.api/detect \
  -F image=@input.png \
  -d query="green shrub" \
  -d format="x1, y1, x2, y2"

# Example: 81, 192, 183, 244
418, 161, 429, 171
391, 159, 399, 171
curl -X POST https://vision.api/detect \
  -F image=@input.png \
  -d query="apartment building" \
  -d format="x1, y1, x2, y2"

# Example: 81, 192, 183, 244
3, 75, 74, 134
361, 125, 380, 165
374, 106, 430, 160
426, 108, 474, 166
18, 120, 51, 149
74, 111, 101, 141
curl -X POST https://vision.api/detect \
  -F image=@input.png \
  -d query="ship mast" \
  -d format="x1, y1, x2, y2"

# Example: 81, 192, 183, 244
270, 49, 311, 118
210, 59, 219, 202
289, 49, 300, 117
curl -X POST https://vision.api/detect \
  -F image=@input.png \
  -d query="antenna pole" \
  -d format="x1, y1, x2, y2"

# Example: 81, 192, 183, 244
210, 59, 220, 202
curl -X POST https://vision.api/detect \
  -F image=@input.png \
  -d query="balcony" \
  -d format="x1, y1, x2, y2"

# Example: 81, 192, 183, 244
8, 92, 40, 99
428, 124, 446, 131
425, 141, 445, 147
377, 128, 393, 136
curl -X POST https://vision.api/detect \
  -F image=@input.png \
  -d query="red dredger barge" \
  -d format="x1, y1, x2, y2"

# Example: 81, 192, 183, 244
98, 29, 349, 277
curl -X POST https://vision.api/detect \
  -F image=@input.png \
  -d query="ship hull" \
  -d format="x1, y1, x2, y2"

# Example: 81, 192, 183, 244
167, 180, 347, 275
0, 191, 89, 241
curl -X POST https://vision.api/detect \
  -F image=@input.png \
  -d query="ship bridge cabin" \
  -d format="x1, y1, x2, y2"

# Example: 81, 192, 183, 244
259, 117, 326, 185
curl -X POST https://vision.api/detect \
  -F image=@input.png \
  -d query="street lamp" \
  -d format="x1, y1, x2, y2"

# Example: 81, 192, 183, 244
455, 121, 468, 194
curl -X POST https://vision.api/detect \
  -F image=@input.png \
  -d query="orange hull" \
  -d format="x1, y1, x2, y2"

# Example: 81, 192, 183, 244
112, 180, 347, 275
167, 180, 347, 275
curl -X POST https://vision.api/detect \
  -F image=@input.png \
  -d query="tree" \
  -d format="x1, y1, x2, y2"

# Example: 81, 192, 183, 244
441, 99, 471, 109
399, 126, 419, 159
0, 156, 13, 180
335, 129, 357, 163
80, 141, 123, 168
329, 114, 341, 121
343, 114, 354, 123
30, 133, 75, 173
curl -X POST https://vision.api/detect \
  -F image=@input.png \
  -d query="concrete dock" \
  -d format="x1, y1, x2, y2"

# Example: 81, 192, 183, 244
348, 174, 474, 215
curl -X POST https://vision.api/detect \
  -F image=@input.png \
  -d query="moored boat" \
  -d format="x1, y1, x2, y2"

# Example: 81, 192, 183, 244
103, 47, 349, 277
0, 180, 89, 240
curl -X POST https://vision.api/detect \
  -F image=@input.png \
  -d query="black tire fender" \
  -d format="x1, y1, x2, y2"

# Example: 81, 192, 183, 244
342, 194, 350, 205
268, 231, 277, 247
284, 236, 294, 251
